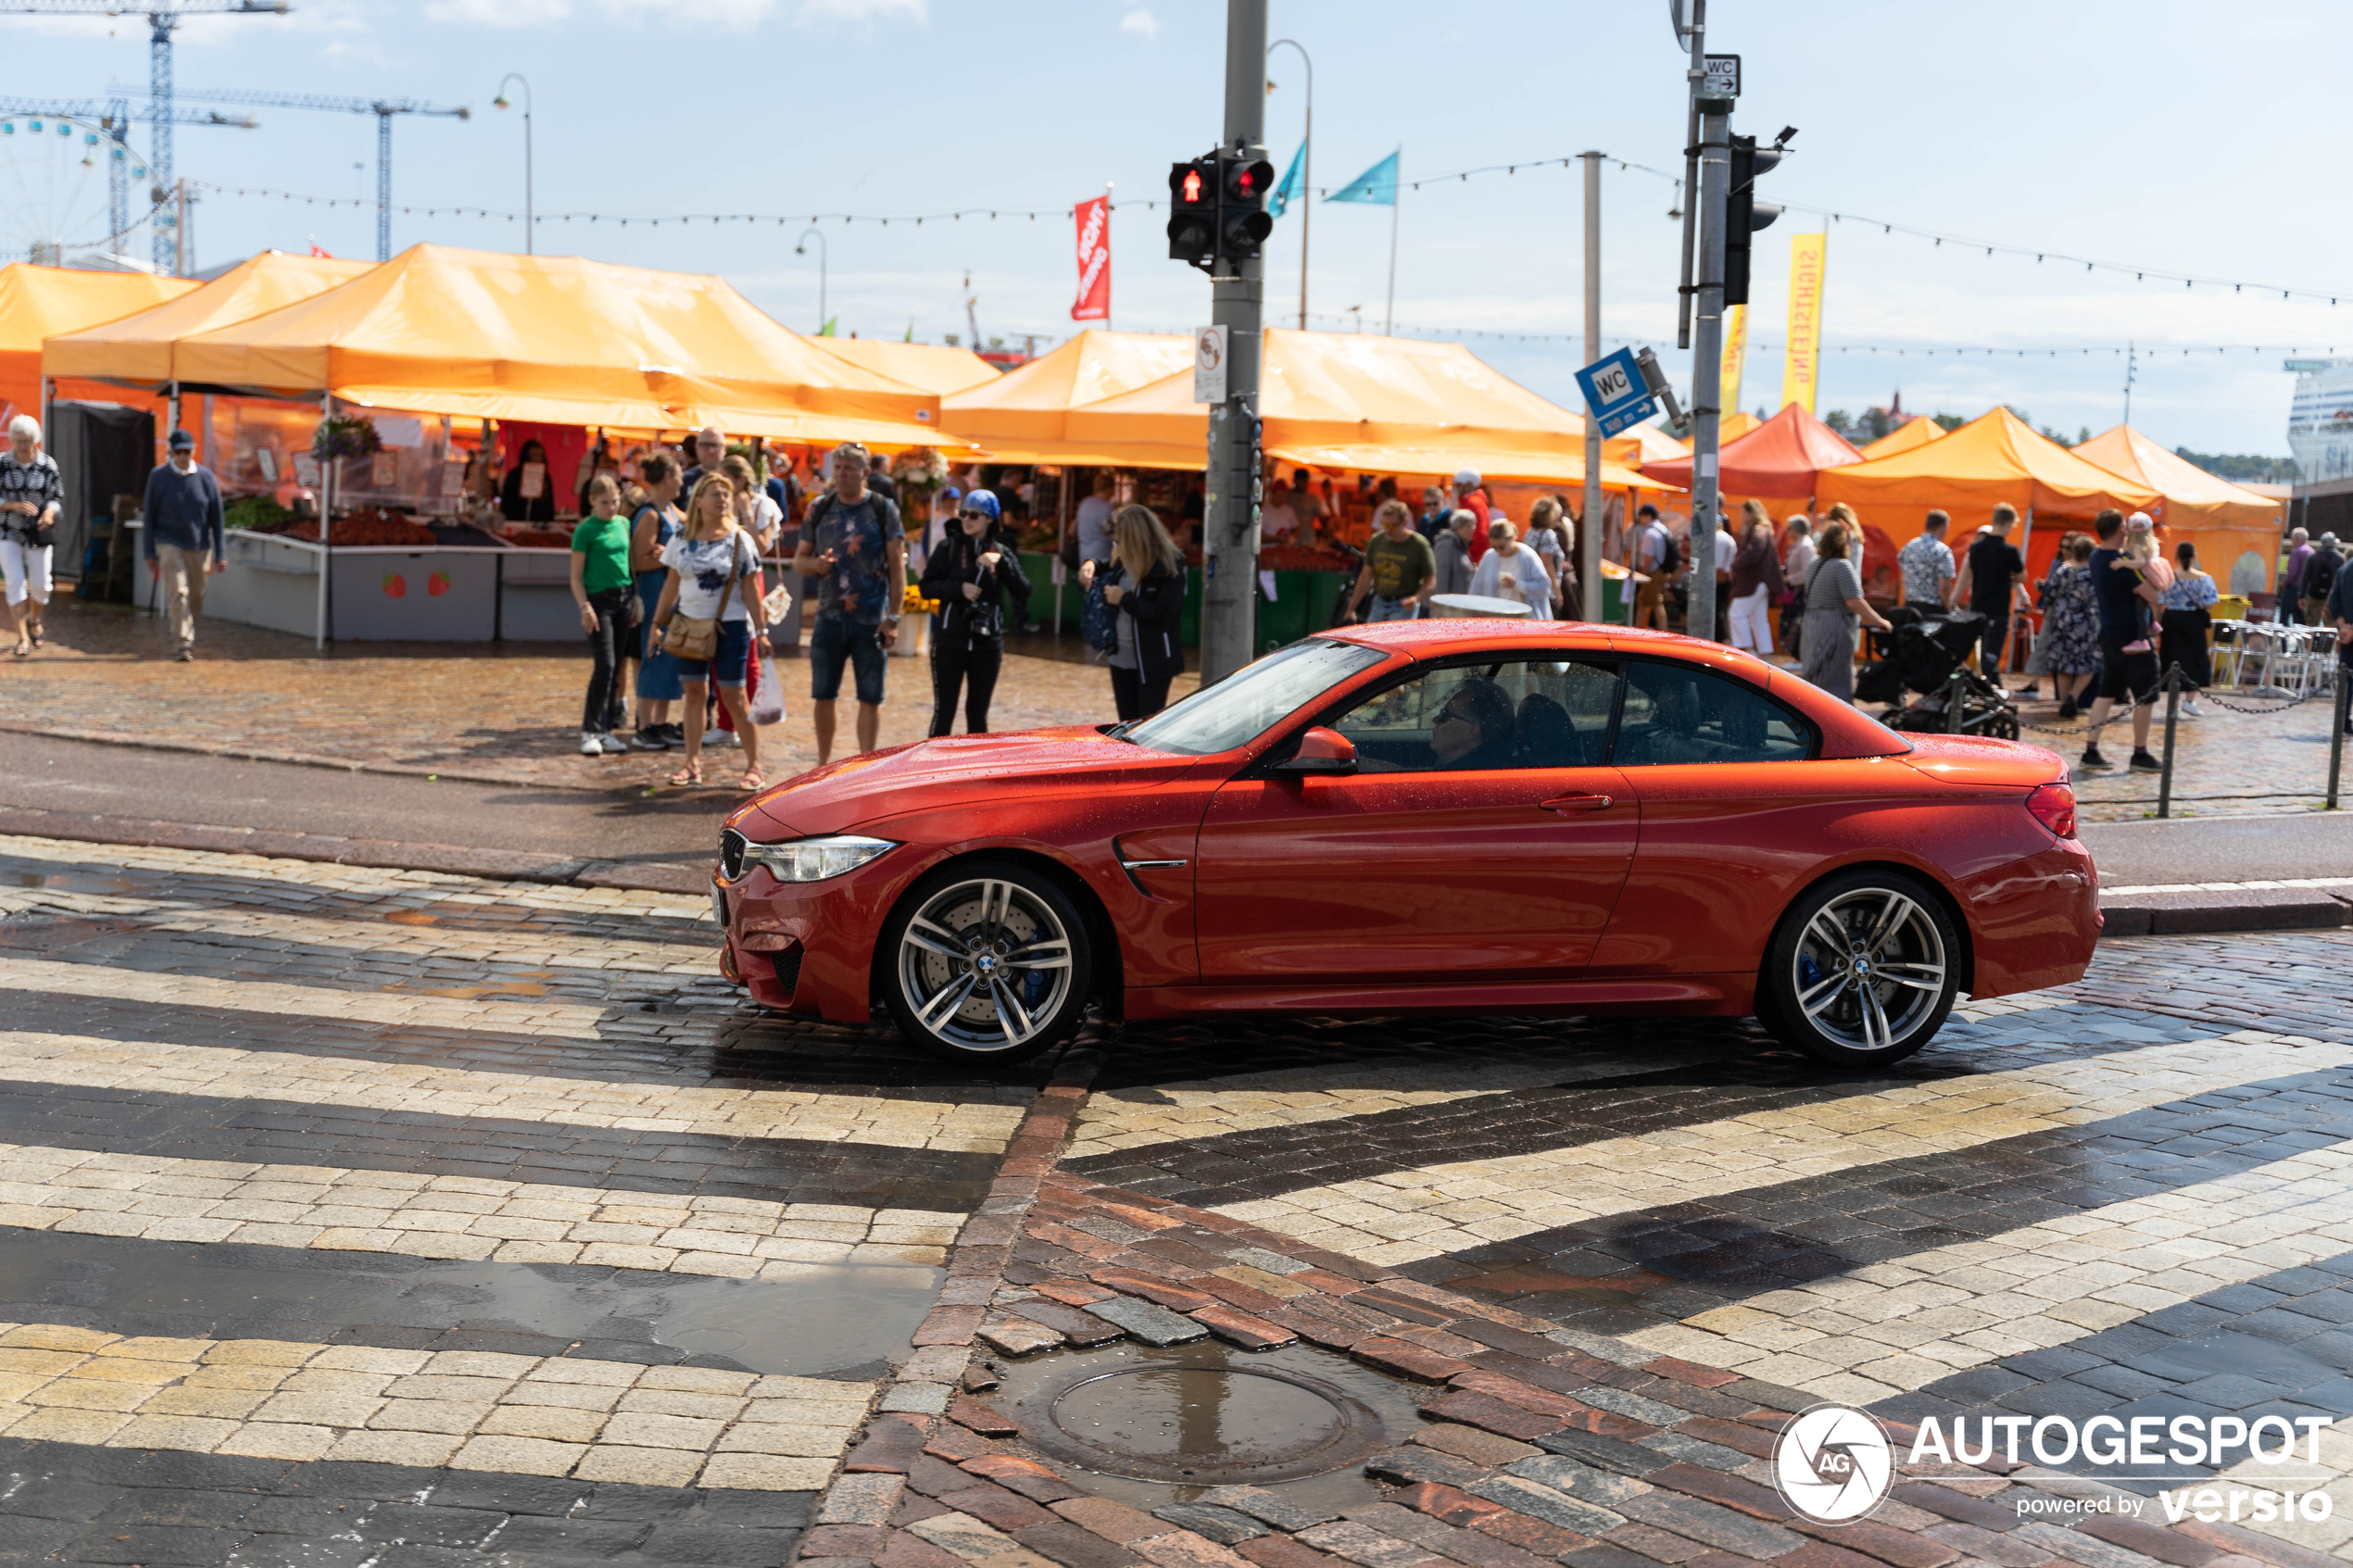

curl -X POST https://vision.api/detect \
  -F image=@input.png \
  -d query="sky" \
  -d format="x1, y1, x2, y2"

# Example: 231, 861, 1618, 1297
13, 0, 2350, 457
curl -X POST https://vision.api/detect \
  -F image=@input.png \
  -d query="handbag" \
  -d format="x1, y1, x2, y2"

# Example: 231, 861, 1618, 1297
661, 535, 746, 661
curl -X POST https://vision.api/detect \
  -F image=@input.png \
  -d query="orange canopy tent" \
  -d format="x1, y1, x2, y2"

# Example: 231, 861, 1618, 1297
1057, 329, 1668, 490
1605, 420, 1688, 468
807, 337, 1000, 399
1814, 407, 2161, 599
169, 244, 953, 448
2074, 424, 2283, 593
938, 331, 1195, 466
43, 251, 373, 390
1641, 402, 1863, 497
0, 263, 197, 426
1859, 417, 1944, 459
1677, 410, 1758, 448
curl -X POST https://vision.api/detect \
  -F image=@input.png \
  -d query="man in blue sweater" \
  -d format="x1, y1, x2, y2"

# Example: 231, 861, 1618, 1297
143, 429, 225, 662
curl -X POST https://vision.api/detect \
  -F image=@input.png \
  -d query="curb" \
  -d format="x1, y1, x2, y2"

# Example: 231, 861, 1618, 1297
0, 720, 648, 795
2099, 886, 2353, 938
0, 805, 712, 897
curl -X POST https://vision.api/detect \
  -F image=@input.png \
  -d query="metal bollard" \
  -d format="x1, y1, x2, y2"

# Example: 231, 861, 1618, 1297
2158, 663, 2181, 818
1945, 671, 1965, 734
2330, 663, 2347, 811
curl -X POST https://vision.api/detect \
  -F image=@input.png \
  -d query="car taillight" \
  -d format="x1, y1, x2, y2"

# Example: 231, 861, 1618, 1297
2026, 782, 2077, 839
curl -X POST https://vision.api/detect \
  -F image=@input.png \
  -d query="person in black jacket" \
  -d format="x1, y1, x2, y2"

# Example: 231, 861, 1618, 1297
1079, 504, 1187, 721
919, 489, 1032, 736
500, 438, 558, 525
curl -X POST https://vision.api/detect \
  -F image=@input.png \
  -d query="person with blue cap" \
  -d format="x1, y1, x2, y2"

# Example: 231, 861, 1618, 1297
919, 485, 1030, 737
142, 427, 225, 662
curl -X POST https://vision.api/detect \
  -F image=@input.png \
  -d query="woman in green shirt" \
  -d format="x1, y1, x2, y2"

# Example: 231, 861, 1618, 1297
570, 474, 637, 755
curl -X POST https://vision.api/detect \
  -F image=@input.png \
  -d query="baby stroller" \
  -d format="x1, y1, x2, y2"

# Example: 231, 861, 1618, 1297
1855, 607, 2020, 739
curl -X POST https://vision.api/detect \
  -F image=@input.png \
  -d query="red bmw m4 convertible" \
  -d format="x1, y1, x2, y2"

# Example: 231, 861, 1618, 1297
714, 621, 2096, 1068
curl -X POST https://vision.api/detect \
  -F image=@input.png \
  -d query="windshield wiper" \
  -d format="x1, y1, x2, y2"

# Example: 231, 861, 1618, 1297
1104, 720, 1141, 743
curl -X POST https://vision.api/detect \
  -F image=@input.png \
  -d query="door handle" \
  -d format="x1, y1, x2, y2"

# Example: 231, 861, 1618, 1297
1540, 793, 1614, 813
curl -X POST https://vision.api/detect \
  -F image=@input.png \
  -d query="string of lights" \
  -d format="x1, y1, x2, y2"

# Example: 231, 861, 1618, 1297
196, 151, 2350, 307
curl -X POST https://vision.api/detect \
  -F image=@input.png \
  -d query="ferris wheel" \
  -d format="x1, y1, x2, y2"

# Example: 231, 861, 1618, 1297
0, 111, 149, 267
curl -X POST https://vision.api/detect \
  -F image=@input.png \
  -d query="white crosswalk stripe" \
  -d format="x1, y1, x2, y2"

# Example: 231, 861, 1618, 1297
1207, 1031, 2350, 1265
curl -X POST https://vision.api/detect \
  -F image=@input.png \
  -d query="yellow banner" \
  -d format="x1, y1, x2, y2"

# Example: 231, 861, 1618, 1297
1719, 304, 1746, 420
1782, 232, 1827, 412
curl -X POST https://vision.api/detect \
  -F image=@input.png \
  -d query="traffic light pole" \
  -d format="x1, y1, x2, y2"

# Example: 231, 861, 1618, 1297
1202, 0, 1268, 685
1579, 150, 1603, 621
1686, 98, 1730, 645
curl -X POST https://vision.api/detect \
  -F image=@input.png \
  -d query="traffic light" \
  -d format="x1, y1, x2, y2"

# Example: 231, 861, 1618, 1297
1724, 130, 1786, 308
1216, 151, 1277, 264
1167, 159, 1216, 268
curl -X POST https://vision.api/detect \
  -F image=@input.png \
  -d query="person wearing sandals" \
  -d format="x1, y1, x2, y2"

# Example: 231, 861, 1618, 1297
649, 472, 768, 791
628, 452, 686, 750
0, 416, 62, 659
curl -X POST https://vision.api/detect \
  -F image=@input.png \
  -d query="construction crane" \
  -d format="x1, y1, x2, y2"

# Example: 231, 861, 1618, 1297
0, 0, 289, 270
146, 87, 470, 262
0, 96, 254, 264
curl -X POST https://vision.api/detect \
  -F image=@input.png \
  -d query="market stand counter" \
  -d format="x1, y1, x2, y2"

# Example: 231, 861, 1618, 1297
198, 527, 600, 642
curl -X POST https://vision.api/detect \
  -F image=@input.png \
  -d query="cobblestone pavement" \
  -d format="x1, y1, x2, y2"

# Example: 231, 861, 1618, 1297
3, 832, 2350, 1567
0, 598, 1188, 795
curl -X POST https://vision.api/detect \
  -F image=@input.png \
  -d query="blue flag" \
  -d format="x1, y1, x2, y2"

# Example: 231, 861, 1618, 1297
1269, 143, 1305, 219
1326, 151, 1398, 206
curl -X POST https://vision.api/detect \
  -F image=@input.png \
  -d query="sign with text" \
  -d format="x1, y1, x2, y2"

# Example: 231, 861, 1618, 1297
1575, 347, 1659, 437
1781, 231, 1828, 413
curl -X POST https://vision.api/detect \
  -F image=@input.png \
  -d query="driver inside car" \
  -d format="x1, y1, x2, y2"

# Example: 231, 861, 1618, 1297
1357, 676, 1519, 772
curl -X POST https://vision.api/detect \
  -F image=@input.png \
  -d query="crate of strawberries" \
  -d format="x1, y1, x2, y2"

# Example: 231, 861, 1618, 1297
284, 508, 440, 547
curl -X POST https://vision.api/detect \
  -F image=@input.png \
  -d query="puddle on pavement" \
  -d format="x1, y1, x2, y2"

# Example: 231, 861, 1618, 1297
650, 1261, 945, 1374
990, 1338, 1424, 1515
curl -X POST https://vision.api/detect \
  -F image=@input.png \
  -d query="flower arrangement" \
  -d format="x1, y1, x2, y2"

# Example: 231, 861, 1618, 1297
902, 583, 940, 616
890, 445, 948, 486
310, 413, 383, 461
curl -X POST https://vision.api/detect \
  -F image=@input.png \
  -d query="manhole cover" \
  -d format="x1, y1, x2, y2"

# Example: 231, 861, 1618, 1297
1025, 1362, 1384, 1484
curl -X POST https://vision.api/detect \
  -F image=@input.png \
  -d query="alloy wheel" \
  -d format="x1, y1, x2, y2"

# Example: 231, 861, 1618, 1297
896, 876, 1076, 1054
1790, 886, 1949, 1054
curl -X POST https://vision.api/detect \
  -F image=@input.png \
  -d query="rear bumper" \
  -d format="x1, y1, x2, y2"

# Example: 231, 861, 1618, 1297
1961, 835, 2099, 997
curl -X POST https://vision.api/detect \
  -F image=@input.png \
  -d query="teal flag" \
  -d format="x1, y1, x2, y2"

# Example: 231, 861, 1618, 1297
1269, 143, 1305, 219
1326, 151, 1398, 206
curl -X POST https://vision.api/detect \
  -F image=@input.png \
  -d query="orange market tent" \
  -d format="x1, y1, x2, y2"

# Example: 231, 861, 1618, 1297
1058, 329, 1669, 490
1641, 402, 1863, 497
169, 244, 953, 447
1859, 416, 1944, 459
2074, 424, 2284, 593
808, 337, 1000, 399
1814, 407, 2162, 598
43, 251, 373, 390
0, 263, 196, 425
938, 331, 1195, 466
1605, 420, 1688, 468
1678, 410, 1758, 448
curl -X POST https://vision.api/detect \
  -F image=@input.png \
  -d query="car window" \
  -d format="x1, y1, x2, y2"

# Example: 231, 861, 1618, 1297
1127, 637, 1386, 756
1333, 658, 1618, 773
1612, 660, 1814, 766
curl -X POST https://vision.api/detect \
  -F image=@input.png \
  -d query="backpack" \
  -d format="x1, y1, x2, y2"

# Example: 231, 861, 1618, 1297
1654, 525, 1681, 577
1082, 570, 1121, 653
2308, 547, 2341, 602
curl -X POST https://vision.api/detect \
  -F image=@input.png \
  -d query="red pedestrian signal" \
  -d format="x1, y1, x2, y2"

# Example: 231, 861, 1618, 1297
1182, 168, 1203, 203
1167, 158, 1217, 269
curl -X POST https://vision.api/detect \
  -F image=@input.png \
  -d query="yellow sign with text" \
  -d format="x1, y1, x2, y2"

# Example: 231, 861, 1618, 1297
1782, 232, 1827, 413
1720, 304, 1747, 421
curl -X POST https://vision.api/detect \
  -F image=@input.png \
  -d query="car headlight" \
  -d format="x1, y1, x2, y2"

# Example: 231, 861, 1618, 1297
733, 834, 898, 884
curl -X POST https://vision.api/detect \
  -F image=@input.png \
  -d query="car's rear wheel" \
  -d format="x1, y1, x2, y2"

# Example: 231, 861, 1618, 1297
1757, 869, 1957, 1068
883, 860, 1092, 1065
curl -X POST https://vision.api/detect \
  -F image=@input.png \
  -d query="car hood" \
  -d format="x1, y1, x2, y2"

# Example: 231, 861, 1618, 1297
1897, 733, 2070, 788
726, 726, 1209, 841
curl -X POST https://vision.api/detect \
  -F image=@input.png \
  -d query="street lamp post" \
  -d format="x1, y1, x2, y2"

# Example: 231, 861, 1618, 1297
796, 229, 827, 332
492, 73, 531, 254
1266, 37, 1309, 332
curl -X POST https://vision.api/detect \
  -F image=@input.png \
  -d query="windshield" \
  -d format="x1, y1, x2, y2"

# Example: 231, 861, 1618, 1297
1125, 638, 1388, 757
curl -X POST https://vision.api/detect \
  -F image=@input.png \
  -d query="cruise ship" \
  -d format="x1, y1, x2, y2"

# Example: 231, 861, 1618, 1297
2286, 357, 2353, 481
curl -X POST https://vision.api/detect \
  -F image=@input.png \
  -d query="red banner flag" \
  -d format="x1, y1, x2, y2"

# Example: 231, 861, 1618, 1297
1071, 195, 1111, 322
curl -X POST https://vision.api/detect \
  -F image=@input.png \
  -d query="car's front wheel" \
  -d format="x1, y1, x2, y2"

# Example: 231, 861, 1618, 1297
882, 860, 1093, 1065
1757, 869, 1958, 1067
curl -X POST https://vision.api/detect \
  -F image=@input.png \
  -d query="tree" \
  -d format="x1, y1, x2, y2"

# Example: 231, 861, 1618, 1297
1931, 413, 1965, 432
1823, 409, 1853, 433
2174, 447, 2301, 483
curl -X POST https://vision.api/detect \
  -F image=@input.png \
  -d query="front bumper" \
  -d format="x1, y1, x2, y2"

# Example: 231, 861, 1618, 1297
715, 852, 912, 1020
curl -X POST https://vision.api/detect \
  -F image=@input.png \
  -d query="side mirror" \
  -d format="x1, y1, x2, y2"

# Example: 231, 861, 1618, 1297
1277, 726, 1357, 774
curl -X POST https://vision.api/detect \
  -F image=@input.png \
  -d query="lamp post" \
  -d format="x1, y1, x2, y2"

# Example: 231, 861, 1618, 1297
796, 228, 826, 332
492, 73, 532, 254
1266, 37, 1310, 332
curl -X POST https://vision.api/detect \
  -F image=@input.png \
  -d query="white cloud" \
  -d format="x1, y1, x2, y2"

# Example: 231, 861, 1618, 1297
420, 0, 573, 26
1119, 6, 1159, 41
796, 0, 926, 22
416, 0, 921, 30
